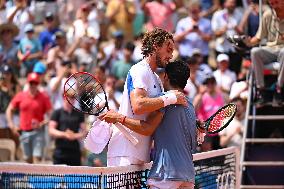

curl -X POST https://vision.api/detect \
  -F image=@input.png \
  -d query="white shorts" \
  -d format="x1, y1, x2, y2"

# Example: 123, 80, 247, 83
107, 156, 144, 166
147, 179, 194, 189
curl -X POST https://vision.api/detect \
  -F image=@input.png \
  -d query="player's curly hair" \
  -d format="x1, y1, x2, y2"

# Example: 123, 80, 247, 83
141, 28, 174, 58
165, 59, 190, 89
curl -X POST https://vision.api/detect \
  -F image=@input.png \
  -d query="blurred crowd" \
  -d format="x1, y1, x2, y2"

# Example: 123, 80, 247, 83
0, 0, 269, 166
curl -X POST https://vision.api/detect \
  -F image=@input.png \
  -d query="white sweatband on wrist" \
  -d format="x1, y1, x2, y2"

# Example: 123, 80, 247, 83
161, 93, 177, 107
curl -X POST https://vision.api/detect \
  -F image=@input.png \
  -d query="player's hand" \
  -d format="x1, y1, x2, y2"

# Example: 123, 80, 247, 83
169, 90, 188, 107
197, 128, 205, 145
98, 109, 123, 124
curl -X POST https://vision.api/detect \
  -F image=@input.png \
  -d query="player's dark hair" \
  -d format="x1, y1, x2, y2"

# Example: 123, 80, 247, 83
165, 59, 190, 89
141, 28, 174, 58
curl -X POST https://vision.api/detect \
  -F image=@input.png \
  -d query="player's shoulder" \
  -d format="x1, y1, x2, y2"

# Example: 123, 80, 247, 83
129, 60, 150, 75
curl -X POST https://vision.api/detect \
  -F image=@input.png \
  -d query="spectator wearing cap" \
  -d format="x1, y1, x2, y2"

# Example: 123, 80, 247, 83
0, 22, 20, 76
6, 72, 52, 164
47, 31, 80, 74
0, 64, 21, 150
67, 3, 100, 43
17, 23, 43, 76
193, 74, 225, 151
111, 42, 135, 91
73, 36, 98, 72
174, 0, 212, 62
106, 0, 136, 40
23, 61, 47, 92
213, 54, 236, 94
6, 0, 34, 41
142, 0, 183, 33
39, 12, 62, 56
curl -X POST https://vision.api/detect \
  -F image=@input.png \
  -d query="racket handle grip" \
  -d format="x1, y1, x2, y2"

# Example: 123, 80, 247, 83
113, 122, 139, 146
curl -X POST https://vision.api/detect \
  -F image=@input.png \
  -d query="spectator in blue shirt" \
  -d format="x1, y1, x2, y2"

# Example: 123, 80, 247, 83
18, 23, 42, 76
39, 12, 62, 56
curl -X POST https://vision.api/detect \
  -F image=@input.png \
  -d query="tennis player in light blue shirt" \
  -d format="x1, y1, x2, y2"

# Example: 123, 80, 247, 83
99, 60, 202, 189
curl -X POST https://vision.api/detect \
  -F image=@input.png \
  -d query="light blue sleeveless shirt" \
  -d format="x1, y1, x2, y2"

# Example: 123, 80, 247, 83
148, 98, 197, 182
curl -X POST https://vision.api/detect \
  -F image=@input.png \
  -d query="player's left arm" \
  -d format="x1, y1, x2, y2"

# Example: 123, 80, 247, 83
98, 109, 164, 136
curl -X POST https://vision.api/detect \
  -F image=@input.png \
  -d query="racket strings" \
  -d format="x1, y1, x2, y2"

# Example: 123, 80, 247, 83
208, 105, 236, 133
65, 73, 105, 115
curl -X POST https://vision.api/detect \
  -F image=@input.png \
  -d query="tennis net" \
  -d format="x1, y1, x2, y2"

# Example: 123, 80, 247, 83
0, 147, 240, 189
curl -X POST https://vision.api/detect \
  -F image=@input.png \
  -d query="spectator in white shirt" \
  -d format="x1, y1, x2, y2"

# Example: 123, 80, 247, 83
213, 54, 237, 94
211, 0, 243, 74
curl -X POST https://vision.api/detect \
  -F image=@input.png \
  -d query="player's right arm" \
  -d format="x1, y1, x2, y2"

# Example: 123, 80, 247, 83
130, 88, 187, 115
98, 109, 164, 136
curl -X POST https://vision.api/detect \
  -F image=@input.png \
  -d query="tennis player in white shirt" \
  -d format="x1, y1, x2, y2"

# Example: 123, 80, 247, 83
107, 28, 188, 167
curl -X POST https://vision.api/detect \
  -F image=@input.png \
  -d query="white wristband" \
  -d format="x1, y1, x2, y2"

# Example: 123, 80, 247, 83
161, 93, 177, 107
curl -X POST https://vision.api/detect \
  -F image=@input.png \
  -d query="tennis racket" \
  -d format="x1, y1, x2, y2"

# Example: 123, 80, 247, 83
63, 72, 139, 146
196, 103, 237, 135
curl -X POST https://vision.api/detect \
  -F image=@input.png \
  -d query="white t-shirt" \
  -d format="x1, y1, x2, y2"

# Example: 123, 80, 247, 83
107, 60, 164, 164
48, 77, 67, 110
213, 69, 236, 92
219, 118, 244, 149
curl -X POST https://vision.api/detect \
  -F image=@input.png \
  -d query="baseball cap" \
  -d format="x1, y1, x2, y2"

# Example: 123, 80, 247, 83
45, 12, 54, 20
53, 31, 66, 41
0, 64, 13, 74
84, 120, 111, 154
24, 23, 34, 33
217, 54, 229, 62
33, 61, 47, 74
27, 72, 40, 83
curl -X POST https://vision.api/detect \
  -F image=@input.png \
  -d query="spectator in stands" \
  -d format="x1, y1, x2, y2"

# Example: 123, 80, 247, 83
184, 56, 199, 102
7, 0, 34, 41
199, 0, 220, 18
48, 59, 73, 110
245, 0, 284, 105
237, 0, 260, 37
46, 31, 79, 74
73, 36, 98, 72
67, 3, 99, 42
49, 90, 86, 166
211, 0, 243, 74
18, 23, 43, 76
213, 54, 237, 95
6, 72, 52, 163
141, 0, 183, 33
174, 0, 212, 62
0, 0, 7, 24
220, 97, 245, 149
30, 0, 58, 24
101, 30, 125, 70
0, 64, 21, 149
103, 74, 122, 111
0, 22, 19, 76
191, 49, 213, 85
111, 42, 136, 91
23, 61, 47, 92
39, 12, 62, 56
106, 0, 136, 40
194, 75, 225, 151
